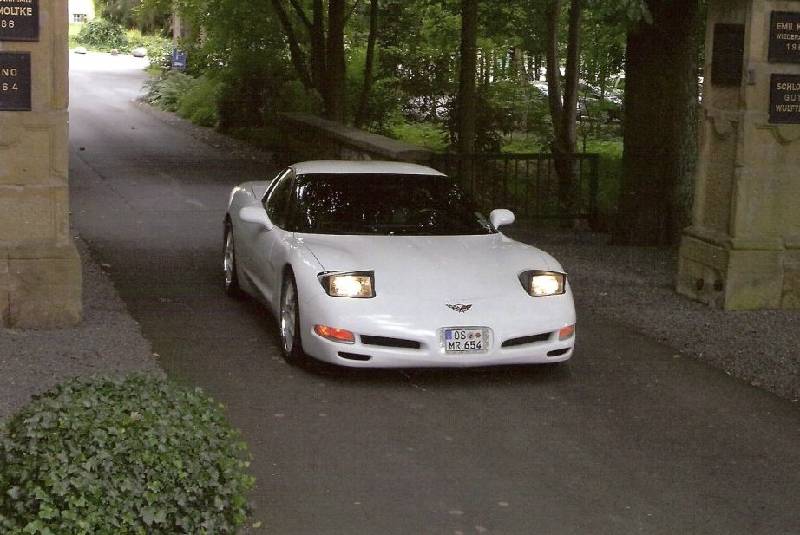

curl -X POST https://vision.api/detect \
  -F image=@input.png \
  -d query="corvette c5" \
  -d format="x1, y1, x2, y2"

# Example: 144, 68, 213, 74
224, 160, 576, 368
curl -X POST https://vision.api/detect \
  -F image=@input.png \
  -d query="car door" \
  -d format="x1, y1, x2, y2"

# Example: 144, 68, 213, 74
248, 169, 295, 307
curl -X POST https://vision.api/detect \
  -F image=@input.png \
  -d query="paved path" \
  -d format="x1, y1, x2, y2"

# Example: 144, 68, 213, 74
69, 53, 800, 534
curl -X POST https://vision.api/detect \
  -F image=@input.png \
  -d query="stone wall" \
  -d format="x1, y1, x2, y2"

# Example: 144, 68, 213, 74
678, 0, 800, 310
277, 113, 435, 164
0, 0, 82, 327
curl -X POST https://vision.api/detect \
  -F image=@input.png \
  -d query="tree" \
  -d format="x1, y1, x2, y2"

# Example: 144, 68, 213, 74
614, 0, 700, 245
355, 0, 380, 127
271, 0, 348, 121
326, 0, 347, 121
545, 0, 583, 214
457, 0, 479, 154
96, 0, 170, 32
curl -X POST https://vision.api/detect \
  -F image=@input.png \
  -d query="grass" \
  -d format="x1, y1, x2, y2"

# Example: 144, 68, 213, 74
389, 121, 449, 152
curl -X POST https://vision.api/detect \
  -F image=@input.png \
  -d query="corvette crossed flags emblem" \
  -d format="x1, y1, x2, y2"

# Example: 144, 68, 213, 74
446, 304, 473, 313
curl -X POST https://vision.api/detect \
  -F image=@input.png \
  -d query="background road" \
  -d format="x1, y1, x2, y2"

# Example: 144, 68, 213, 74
69, 53, 800, 534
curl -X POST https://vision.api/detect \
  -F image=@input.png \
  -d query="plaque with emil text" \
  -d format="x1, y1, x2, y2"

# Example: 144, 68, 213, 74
0, 0, 39, 41
769, 11, 800, 63
0, 52, 31, 111
770, 74, 800, 124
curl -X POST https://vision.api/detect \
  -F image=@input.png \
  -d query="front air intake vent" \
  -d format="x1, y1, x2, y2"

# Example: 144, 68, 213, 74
360, 336, 421, 350
502, 333, 552, 348
338, 352, 372, 362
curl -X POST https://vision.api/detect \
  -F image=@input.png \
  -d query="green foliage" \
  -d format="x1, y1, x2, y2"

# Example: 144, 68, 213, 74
124, 29, 172, 68
389, 121, 448, 152
144, 72, 198, 112
97, 0, 171, 33
585, 139, 623, 218
68, 23, 83, 49
76, 19, 128, 50
0, 375, 254, 534
177, 76, 221, 127
275, 81, 324, 116
145, 38, 172, 70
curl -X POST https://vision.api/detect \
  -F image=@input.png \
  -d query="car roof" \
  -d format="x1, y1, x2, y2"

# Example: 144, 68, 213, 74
291, 160, 446, 177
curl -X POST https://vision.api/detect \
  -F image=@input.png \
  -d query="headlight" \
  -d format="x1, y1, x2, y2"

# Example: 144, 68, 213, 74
319, 271, 376, 298
519, 270, 567, 297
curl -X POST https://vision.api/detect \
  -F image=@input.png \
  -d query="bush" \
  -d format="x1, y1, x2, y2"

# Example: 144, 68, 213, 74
144, 72, 199, 112
177, 76, 222, 127
0, 375, 254, 534
126, 30, 173, 69
146, 39, 173, 70
76, 19, 128, 51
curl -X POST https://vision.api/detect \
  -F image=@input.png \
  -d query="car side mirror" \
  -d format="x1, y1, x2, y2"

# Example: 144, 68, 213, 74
490, 209, 515, 229
239, 206, 274, 231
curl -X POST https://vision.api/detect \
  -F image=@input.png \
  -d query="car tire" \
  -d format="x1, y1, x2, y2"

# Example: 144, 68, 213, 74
280, 272, 308, 365
223, 221, 242, 297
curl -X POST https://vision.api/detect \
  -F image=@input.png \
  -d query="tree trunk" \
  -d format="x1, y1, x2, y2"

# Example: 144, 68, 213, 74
546, 0, 582, 215
614, 0, 699, 245
271, 0, 313, 90
325, 0, 347, 121
311, 0, 327, 91
457, 0, 479, 154
355, 0, 379, 128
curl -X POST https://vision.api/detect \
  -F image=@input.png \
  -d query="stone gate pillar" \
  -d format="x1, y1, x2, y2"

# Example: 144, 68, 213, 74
678, 0, 800, 310
0, 0, 81, 327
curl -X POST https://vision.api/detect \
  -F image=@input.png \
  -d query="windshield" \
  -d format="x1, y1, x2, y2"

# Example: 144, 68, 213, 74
290, 173, 495, 236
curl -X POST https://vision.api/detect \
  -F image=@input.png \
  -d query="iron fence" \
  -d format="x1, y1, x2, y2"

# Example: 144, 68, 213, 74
429, 152, 600, 225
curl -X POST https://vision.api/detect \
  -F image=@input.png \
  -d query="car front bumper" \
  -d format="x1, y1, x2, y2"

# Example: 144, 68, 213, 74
298, 290, 576, 368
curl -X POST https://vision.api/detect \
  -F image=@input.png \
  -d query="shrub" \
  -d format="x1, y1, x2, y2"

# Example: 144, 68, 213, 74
146, 39, 173, 70
275, 80, 324, 116
0, 375, 254, 534
144, 72, 199, 112
76, 19, 128, 50
177, 76, 222, 127
126, 31, 173, 69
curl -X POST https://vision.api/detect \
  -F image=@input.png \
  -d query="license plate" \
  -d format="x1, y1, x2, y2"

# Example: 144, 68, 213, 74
443, 328, 489, 353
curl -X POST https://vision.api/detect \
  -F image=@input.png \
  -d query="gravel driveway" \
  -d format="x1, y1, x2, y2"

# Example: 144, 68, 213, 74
0, 240, 161, 421
509, 228, 800, 403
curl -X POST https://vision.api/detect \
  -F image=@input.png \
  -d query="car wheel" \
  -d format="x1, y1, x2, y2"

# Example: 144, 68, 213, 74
223, 222, 242, 297
280, 273, 307, 365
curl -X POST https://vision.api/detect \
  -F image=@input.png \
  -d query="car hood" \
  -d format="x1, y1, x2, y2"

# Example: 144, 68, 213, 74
296, 233, 563, 301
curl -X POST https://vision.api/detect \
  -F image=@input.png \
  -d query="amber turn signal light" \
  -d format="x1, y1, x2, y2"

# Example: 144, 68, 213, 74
558, 324, 575, 341
314, 325, 356, 344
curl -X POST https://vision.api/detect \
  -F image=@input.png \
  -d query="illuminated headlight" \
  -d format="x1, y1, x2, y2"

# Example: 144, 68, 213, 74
519, 270, 567, 297
319, 271, 376, 298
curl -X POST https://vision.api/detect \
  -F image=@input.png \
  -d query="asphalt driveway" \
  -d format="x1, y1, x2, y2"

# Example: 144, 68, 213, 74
69, 52, 800, 534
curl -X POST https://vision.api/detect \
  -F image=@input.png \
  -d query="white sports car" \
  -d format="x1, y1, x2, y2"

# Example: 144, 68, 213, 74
224, 161, 576, 368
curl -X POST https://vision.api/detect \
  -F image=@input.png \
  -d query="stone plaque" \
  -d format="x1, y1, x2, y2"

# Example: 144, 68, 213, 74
770, 74, 800, 124
711, 23, 745, 87
0, 0, 39, 42
0, 52, 31, 111
769, 11, 800, 63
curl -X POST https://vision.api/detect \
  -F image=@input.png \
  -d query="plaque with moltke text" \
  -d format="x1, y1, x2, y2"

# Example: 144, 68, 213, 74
0, 0, 38, 42
0, 52, 31, 111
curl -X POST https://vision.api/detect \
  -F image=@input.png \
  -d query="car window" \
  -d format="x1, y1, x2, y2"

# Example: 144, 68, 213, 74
264, 170, 294, 228
290, 173, 495, 236
262, 169, 289, 203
